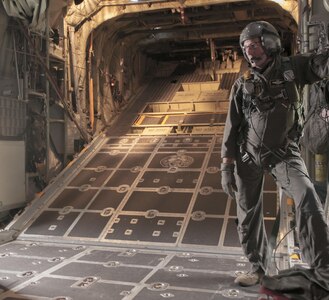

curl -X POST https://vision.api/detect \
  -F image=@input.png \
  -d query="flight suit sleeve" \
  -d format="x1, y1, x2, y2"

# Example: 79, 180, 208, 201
309, 50, 329, 80
221, 79, 244, 159
291, 50, 329, 85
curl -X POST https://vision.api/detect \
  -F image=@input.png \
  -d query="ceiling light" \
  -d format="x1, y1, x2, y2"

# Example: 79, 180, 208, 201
270, 0, 285, 5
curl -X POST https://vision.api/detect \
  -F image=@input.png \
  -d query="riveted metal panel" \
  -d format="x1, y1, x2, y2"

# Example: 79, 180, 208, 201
145, 268, 242, 292
137, 171, 200, 189
105, 169, 140, 187
142, 127, 173, 135
148, 153, 206, 169
123, 191, 192, 213
0, 244, 260, 300
85, 152, 126, 168
193, 192, 228, 215
192, 126, 224, 135
24, 211, 81, 236
0, 242, 85, 258
67, 169, 113, 187
182, 217, 223, 246
134, 287, 258, 300
201, 171, 222, 189
106, 137, 136, 145
118, 153, 150, 168
49, 189, 98, 209
67, 213, 112, 238
131, 144, 158, 152
88, 189, 127, 210
183, 113, 226, 124
105, 215, 183, 243
78, 249, 166, 266
0, 271, 27, 291
51, 262, 151, 282
18, 277, 135, 300
163, 136, 212, 144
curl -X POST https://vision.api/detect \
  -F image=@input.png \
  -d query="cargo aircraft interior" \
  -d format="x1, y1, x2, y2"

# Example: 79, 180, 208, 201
0, 0, 328, 299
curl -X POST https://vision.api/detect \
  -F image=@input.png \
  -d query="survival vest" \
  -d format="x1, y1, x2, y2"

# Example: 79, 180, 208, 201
241, 56, 304, 146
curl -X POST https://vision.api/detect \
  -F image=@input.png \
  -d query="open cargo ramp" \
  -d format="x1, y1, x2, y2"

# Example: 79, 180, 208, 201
0, 71, 288, 300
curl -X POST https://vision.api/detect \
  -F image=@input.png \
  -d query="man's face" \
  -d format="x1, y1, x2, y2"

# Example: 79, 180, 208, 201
243, 38, 272, 69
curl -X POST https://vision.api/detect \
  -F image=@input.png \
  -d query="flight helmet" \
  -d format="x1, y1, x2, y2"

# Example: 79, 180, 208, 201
239, 21, 282, 59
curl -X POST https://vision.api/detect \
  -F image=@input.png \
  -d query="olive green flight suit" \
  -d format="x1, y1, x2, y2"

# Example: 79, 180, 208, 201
221, 52, 329, 273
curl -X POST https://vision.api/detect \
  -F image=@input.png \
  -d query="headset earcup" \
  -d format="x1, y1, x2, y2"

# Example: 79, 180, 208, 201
262, 33, 281, 54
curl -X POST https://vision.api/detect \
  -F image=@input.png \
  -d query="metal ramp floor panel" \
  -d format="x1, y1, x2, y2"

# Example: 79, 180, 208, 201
0, 241, 260, 300
15, 135, 277, 254
0, 134, 278, 299
0, 72, 281, 299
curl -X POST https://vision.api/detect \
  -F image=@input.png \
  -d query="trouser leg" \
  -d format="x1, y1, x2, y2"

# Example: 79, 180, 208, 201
271, 156, 329, 269
235, 156, 267, 272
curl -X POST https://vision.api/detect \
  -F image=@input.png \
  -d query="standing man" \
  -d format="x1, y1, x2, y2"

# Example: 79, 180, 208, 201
221, 21, 329, 287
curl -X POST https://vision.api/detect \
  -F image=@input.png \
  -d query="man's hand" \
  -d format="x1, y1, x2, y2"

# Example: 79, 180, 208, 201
220, 163, 237, 199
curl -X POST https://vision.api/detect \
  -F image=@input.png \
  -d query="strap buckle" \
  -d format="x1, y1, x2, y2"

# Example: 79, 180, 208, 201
241, 151, 250, 163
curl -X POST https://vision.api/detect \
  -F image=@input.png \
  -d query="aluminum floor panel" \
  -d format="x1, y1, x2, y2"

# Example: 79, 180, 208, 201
0, 241, 260, 300
14, 134, 278, 254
